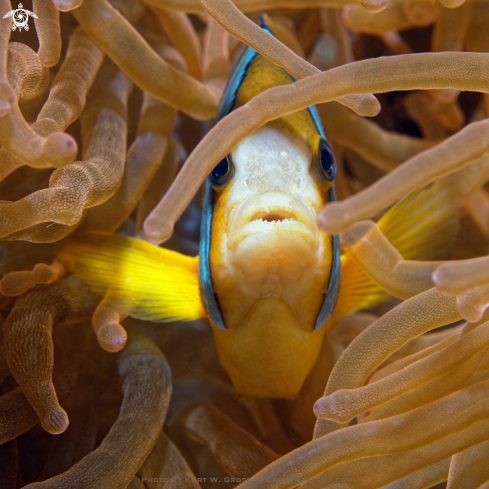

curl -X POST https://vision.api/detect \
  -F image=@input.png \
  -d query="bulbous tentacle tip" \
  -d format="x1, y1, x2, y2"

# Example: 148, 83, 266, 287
457, 296, 486, 323
41, 406, 69, 435
38, 51, 62, 70
318, 204, 349, 235
361, 0, 389, 13
357, 96, 382, 118
97, 323, 128, 353
313, 395, 347, 422
52, 0, 83, 12
369, 100, 382, 118
313, 396, 328, 419
431, 267, 443, 289
318, 210, 328, 231
438, 0, 466, 8
42, 132, 78, 168
143, 218, 173, 246
0, 100, 10, 118
431, 266, 452, 295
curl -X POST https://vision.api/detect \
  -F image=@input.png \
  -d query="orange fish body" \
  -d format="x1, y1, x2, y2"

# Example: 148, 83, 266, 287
205, 41, 339, 399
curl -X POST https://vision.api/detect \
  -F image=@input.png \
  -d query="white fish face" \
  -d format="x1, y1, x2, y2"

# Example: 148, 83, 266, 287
210, 123, 332, 331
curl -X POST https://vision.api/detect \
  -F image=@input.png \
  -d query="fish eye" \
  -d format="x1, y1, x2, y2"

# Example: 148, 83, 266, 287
319, 139, 337, 182
209, 155, 232, 188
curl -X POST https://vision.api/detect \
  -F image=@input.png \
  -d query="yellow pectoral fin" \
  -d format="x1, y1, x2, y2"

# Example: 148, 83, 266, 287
58, 234, 207, 322
378, 179, 460, 261
336, 179, 461, 318
333, 254, 390, 319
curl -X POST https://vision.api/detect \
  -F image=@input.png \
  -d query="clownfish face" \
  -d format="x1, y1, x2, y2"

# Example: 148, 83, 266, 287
210, 121, 335, 330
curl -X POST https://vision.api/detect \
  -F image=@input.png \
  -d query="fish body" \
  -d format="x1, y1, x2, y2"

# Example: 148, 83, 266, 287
202, 34, 340, 398
59, 18, 460, 401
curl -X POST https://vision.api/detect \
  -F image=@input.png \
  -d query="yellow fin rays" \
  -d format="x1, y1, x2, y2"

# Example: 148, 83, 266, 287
335, 179, 461, 318
58, 235, 207, 322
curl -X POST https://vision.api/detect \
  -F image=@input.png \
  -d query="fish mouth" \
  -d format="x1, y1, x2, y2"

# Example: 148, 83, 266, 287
228, 194, 318, 250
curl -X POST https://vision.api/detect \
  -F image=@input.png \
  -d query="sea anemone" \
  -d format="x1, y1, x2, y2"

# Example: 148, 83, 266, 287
1, 0, 489, 487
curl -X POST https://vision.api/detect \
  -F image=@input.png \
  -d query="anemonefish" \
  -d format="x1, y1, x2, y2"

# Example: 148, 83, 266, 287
59, 17, 460, 400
